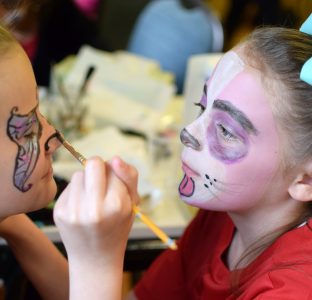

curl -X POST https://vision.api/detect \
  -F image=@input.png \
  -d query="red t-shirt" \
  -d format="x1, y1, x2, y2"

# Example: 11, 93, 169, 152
135, 210, 312, 299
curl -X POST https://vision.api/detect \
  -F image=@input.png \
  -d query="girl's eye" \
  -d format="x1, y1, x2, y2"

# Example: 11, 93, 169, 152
194, 102, 206, 117
216, 124, 237, 141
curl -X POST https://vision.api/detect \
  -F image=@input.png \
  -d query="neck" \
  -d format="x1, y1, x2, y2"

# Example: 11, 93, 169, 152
226, 197, 305, 270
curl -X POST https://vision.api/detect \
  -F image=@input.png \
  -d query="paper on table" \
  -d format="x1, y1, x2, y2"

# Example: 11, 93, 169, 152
63, 45, 176, 111
83, 88, 163, 135
53, 126, 154, 197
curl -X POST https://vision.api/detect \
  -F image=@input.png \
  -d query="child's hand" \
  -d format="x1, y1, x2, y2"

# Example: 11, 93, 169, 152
53, 156, 139, 265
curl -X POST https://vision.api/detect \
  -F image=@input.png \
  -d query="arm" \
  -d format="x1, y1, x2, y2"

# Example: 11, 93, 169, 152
0, 213, 69, 300
54, 156, 139, 300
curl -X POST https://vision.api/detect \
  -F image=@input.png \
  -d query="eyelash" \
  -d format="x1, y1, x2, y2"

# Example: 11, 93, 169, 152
194, 102, 205, 116
216, 123, 237, 141
193, 103, 239, 143
24, 131, 36, 139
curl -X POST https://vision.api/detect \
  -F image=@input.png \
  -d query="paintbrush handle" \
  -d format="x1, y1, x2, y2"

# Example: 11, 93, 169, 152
133, 206, 177, 250
56, 132, 177, 250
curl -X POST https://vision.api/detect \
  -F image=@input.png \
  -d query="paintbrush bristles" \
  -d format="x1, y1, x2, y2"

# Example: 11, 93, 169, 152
63, 140, 87, 166
56, 131, 87, 166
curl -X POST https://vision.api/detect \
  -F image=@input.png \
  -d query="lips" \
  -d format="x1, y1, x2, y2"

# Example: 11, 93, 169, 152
179, 162, 197, 197
42, 166, 53, 179
182, 162, 199, 176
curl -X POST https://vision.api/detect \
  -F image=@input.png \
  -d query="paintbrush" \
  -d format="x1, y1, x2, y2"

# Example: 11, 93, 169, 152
78, 65, 96, 99
56, 131, 178, 250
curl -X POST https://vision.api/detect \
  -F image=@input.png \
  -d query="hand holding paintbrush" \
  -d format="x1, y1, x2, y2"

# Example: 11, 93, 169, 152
55, 131, 177, 250
53, 154, 138, 299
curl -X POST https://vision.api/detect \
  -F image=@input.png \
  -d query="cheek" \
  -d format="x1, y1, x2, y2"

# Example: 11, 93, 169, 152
223, 137, 280, 201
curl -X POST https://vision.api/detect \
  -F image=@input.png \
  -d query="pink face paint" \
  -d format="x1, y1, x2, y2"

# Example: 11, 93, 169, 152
7, 106, 42, 192
205, 51, 245, 111
207, 99, 259, 164
179, 174, 195, 197
179, 51, 280, 212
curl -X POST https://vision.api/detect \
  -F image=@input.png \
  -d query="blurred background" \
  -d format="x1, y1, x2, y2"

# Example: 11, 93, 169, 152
0, 0, 311, 299
1, 0, 311, 91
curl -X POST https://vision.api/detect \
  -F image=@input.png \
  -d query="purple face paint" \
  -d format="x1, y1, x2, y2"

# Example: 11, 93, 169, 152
207, 108, 251, 164
180, 64, 280, 212
7, 106, 42, 192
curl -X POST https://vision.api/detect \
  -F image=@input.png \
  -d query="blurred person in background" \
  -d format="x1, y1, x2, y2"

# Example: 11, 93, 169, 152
0, 0, 97, 86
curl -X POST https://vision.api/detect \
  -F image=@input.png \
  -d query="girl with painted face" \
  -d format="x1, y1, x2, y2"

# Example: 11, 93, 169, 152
0, 24, 70, 299
55, 23, 312, 299
4, 10, 312, 300
0, 24, 138, 300
131, 27, 312, 299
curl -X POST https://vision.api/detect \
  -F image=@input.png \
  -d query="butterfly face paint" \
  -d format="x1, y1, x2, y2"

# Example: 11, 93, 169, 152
7, 106, 42, 192
179, 51, 280, 212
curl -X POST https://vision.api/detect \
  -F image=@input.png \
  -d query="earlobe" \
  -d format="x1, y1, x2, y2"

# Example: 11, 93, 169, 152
288, 164, 312, 202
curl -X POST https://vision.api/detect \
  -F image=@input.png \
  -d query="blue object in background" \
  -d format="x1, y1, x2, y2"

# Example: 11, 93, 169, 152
299, 13, 312, 86
300, 56, 312, 86
300, 13, 312, 35
128, 0, 223, 93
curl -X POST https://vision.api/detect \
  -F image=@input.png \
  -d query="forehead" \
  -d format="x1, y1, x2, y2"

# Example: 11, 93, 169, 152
206, 50, 276, 136
218, 69, 274, 131
205, 51, 245, 111
0, 47, 38, 142
0, 47, 37, 116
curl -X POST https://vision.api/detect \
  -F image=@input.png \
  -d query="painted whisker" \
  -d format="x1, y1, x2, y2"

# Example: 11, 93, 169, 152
203, 173, 241, 194
203, 182, 222, 201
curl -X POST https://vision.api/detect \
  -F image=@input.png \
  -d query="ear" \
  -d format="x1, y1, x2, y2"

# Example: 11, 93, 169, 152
288, 161, 312, 202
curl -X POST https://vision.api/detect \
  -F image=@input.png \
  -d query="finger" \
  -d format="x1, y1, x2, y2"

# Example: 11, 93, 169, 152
53, 182, 70, 223
82, 156, 107, 221
104, 167, 133, 219
110, 157, 140, 205
66, 170, 85, 223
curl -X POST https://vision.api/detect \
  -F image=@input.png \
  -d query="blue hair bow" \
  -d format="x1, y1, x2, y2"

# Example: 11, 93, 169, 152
300, 13, 312, 85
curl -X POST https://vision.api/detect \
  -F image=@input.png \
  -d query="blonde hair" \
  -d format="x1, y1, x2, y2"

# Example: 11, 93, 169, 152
243, 27, 312, 167
0, 24, 18, 55
231, 27, 312, 297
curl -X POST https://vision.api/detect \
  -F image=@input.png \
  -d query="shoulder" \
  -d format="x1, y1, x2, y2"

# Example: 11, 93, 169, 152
239, 222, 312, 299
239, 267, 312, 299
271, 220, 312, 265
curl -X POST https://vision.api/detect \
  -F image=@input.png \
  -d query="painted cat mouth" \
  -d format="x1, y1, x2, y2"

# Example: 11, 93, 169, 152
179, 162, 197, 196
179, 174, 195, 197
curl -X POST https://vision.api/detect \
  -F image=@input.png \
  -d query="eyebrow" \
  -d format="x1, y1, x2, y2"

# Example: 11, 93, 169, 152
213, 99, 259, 135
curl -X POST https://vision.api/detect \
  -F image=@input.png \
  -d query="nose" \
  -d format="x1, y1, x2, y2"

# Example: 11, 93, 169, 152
180, 128, 201, 150
41, 117, 61, 153
44, 131, 62, 153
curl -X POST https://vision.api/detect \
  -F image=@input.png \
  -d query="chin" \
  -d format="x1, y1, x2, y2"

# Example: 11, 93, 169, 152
180, 193, 202, 206
179, 189, 219, 210
33, 179, 57, 210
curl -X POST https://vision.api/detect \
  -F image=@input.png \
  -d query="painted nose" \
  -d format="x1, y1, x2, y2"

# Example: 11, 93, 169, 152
180, 128, 201, 150
44, 131, 62, 153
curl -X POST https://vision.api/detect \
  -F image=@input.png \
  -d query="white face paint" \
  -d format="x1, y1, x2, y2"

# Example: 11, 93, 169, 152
206, 51, 245, 111
179, 51, 280, 212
